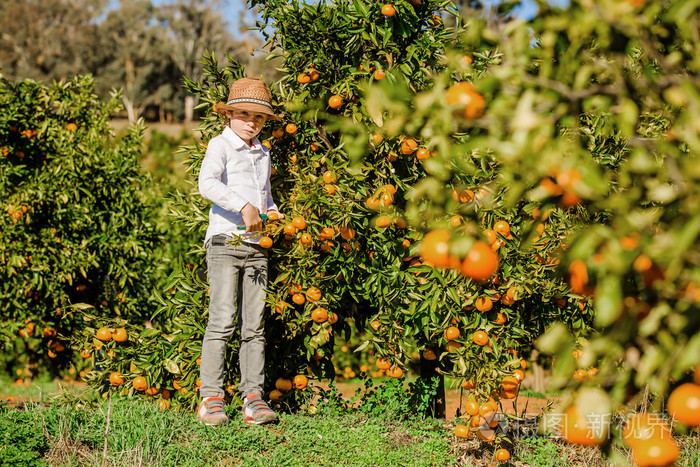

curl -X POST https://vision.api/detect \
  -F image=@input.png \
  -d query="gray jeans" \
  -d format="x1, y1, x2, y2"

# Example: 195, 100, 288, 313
200, 236, 268, 399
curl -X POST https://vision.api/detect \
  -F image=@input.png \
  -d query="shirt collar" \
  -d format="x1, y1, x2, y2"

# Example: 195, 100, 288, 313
222, 126, 263, 151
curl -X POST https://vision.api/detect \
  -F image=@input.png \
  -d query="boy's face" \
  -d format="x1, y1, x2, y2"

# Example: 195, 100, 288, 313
227, 110, 267, 144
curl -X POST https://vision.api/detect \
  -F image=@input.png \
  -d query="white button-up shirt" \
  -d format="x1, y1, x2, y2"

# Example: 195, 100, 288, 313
199, 126, 278, 246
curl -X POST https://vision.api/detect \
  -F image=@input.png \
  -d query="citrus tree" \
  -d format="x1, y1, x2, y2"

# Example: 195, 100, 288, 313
0, 74, 165, 381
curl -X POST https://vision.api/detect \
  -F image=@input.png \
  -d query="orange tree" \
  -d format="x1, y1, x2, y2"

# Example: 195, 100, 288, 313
81, 0, 591, 417
0, 74, 165, 380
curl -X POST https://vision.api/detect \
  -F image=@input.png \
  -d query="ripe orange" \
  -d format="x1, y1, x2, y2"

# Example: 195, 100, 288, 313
373, 69, 386, 80
275, 378, 293, 392
416, 148, 430, 160
568, 260, 589, 294
328, 95, 343, 109
306, 287, 322, 302
473, 330, 489, 346
96, 327, 112, 341
475, 427, 496, 442
311, 307, 329, 323
299, 232, 313, 246
632, 436, 679, 467
493, 312, 507, 324
495, 449, 510, 462
561, 406, 606, 445
370, 320, 381, 331
421, 229, 451, 268
297, 73, 311, 84
459, 189, 475, 202
292, 293, 306, 305
454, 424, 470, 439
667, 383, 700, 426
461, 241, 499, 281
328, 312, 338, 324
339, 226, 355, 240
322, 170, 337, 184
272, 127, 284, 138
112, 328, 128, 342
388, 366, 403, 378
446, 340, 463, 352
79, 349, 91, 359
381, 4, 396, 16
145, 387, 159, 396
622, 413, 672, 448
109, 372, 124, 386
293, 374, 308, 389
286, 123, 298, 134
269, 389, 284, 402
132, 376, 148, 391
308, 67, 320, 81
66, 123, 78, 131
400, 138, 418, 154
474, 296, 493, 312
159, 399, 171, 411
493, 220, 510, 237
450, 215, 463, 227
501, 376, 519, 392
283, 223, 297, 236
465, 399, 479, 416
366, 197, 381, 210
422, 349, 437, 360
376, 215, 392, 228
259, 236, 273, 248
513, 369, 525, 382
446, 82, 486, 119
376, 357, 392, 370
461, 380, 475, 390
319, 227, 335, 240
292, 216, 307, 230
444, 326, 460, 340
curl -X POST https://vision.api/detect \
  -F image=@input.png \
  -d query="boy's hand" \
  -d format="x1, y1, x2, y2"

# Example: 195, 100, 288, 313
241, 203, 263, 232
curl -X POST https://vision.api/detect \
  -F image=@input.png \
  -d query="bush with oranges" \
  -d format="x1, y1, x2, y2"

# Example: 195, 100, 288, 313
0, 75, 162, 381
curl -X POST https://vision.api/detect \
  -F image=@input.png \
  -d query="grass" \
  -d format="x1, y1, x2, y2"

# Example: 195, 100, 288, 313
1, 376, 698, 466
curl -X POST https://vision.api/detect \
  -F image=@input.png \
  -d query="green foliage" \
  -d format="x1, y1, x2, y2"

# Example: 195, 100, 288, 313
0, 405, 49, 466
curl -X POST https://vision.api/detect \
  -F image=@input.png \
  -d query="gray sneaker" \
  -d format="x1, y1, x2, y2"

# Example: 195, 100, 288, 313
197, 397, 229, 426
242, 394, 278, 425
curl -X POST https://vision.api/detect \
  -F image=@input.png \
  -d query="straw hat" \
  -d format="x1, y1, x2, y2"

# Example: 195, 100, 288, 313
214, 77, 282, 120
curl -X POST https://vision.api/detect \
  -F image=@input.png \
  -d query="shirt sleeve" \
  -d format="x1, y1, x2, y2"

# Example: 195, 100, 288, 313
198, 139, 250, 213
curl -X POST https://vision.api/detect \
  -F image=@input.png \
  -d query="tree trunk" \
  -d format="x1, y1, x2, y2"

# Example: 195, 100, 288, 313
158, 103, 166, 123
123, 96, 136, 123
184, 94, 195, 123
420, 355, 446, 418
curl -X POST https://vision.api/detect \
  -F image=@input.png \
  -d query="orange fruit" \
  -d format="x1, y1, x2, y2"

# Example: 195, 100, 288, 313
632, 435, 679, 467
322, 171, 337, 184
366, 197, 381, 210
667, 383, 700, 426
285, 123, 298, 134
328, 95, 343, 109
269, 389, 284, 402
422, 349, 437, 360
272, 127, 284, 138
373, 69, 386, 80
461, 241, 499, 281
473, 330, 489, 346
96, 327, 112, 341
446, 340, 463, 352
450, 215, 463, 227
132, 376, 148, 391
495, 449, 510, 462
446, 82, 486, 119
79, 350, 91, 359
259, 236, 273, 248
493, 220, 510, 237
476, 427, 496, 442
308, 68, 320, 81
513, 369, 525, 382
400, 138, 418, 154
454, 424, 470, 439
444, 326, 460, 340
459, 189, 475, 202
493, 312, 507, 324
622, 412, 672, 448
421, 229, 451, 268
381, 4, 396, 16
159, 399, 171, 410
461, 380, 475, 390
297, 73, 311, 84
561, 406, 606, 445
145, 387, 159, 396
376, 215, 392, 228
568, 260, 589, 294
339, 226, 355, 240
319, 227, 335, 240
465, 399, 479, 416
388, 366, 403, 378
376, 358, 392, 370
275, 378, 293, 392
112, 328, 128, 342
311, 307, 329, 323
416, 148, 430, 160
474, 296, 493, 312
292, 216, 307, 230
306, 287, 322, 302
66, 123, 78, 131
283, 223, 297, 236
292, 293, 305, 305
501, 376, 519, 392
293, 375, 309, 389
370, 320, 381, 331
327, 311, 338, 324
109, 372, 124, 386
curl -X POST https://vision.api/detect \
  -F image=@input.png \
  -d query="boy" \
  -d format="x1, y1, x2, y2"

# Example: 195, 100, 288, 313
197, 77, 283, 426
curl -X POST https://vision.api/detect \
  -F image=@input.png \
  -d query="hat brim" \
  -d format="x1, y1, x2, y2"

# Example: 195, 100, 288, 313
214, 102, 283, 120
